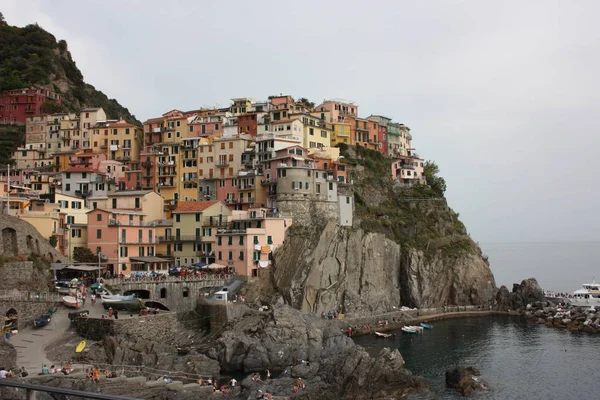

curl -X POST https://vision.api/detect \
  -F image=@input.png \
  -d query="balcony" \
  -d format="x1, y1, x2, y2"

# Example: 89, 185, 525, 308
74, 189, 92, 198
215, 161, 229, 167
170, 235, 202, 242
156, 235, 175, 242
142, 160, 153, 168
158, 181, 175, 187
261, 178, 275, 185
238, 184, 254, 191
108, 219, 155, 227
182, 175, 198, 182
158, 169, 176, 176
116, 156, 131, 162
100, 144, 107, 149
121, 239, 158, 244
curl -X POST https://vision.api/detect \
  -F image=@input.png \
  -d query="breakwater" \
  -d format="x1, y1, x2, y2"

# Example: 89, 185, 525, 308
523, 301, 600, 333
333, 305, 517, 336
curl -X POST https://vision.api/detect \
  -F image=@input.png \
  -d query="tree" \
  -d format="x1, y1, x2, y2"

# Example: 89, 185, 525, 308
48, 235, 57, 248
0, 12, 5, 25
423, 161, 447, 197
73, 247, 98, 263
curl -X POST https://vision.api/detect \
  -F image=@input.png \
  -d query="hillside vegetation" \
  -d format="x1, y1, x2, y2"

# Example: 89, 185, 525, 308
0, 12, 138, 123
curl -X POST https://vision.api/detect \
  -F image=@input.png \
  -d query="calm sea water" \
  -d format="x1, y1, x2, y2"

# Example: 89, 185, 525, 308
354, 316, 600, 399
481, 242, 600, 292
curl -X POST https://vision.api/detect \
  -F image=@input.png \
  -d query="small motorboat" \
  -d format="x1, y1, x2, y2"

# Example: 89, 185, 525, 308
419, 322, 433, 330
33, 313, 52, 328
375, 331, 393, 339
402, 325, 424, 334
62, 296, 81, 309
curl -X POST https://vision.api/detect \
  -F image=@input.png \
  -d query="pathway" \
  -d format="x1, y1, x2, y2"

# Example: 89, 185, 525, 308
9, 297, 107, 373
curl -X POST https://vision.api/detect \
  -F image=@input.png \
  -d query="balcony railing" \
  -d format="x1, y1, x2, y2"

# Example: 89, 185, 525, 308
215, 161, 229, 167
158, 182, 175, 187
121, 239, 158, 244
142, 160, 153, 168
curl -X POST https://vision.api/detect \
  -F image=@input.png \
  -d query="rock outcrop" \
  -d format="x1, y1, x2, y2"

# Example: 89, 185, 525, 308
445, 366, 484, 396
495, 278, 544, 311
206, 304, 428, 398
273, 221, 495, 315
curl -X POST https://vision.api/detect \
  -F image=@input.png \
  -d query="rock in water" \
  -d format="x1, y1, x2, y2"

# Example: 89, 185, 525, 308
496, 278, 545, 311
445, 366, 485, 396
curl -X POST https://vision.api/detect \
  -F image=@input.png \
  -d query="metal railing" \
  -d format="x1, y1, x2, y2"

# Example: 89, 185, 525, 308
0, 380, 141, 400
104, 276, 230, 285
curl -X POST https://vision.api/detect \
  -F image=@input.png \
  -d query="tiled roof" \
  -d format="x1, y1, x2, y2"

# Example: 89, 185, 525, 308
173, 200, 219, 213
61, 167, 100, 173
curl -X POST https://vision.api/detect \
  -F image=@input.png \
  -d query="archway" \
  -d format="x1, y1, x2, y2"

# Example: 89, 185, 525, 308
182, 287, 189, 298
123, 289, 151, 299
26, 235, 34, 252
2, 227, 18, 255
35, 238, 41, 253
5, 308, 18, 331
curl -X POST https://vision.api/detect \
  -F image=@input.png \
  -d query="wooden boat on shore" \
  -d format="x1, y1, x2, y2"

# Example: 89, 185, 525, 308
375, 331, 394, 339
32, 313, 52, 328
102, 298, 144, 312
419, 322, 433, 330
62, 296, 81, 309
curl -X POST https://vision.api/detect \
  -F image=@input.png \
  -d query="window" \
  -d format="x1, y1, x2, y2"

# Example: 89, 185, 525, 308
183, 288, 189, 298
306, 182, 309, 190
218, 251, 222, 260
112, 198, 117, 208
196, 213, 200, 222
139, 247, 145, 257
97, 214, 102, 221
120, 246, 128, 257
65, 183, 70, 191
267, 236, 273, 245
160, 288, 167, 298
239, 251, 244, 260
176, 214, 180, 222
228, 251, 233, 261
316, 183, 321, 194
135, 198, 140, 208
66, 173, 71, 179
217, 236, 222, 245
321, 131, 327, 138
346, 196, 351, 204
253, 236, 259, 245
96, 229, 102, 238
82, 172, 87, 179
239, 236, 244, 245
228, 236, 233, 245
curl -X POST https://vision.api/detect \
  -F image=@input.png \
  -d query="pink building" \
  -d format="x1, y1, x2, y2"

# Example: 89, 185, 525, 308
68, 151, 106, 170
87, 209, 168, 276
391, 156, 426, 186
213, 207, 292, 276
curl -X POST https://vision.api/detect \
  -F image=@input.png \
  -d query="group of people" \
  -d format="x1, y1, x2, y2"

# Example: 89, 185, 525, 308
41, 360, 72, 376
321, 310, 339, 320
0, 366, 27, 379
85, 367, 118, 382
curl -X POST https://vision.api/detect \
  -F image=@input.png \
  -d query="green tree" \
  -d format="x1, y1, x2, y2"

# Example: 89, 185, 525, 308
423, 161, 447, 197
48, 235, 57, 248
73, 247, 98, 263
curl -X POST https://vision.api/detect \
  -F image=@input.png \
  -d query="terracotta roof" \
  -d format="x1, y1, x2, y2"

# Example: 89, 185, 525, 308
143, 117, 165, 124
173, 200, 220, 213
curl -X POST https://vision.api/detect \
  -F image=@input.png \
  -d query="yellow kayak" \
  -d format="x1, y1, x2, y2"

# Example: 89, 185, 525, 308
75, 340, 86, 353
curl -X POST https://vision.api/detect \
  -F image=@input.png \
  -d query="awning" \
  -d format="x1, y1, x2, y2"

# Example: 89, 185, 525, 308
207, 263, 227, 270
192, 262, 208, 268
129, 256, 170, 263
64, 265, 105, 272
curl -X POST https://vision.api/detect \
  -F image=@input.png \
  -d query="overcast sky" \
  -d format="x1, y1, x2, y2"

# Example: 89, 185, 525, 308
4, 0, 600, 244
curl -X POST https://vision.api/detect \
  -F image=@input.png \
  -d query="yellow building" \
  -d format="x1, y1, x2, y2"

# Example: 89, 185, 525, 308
93, 119, 142, 162
171, 200, 232, 267
80, 107, 107, 150
94, 190, 165, 222
54, 193, 91, 258
332, 122, 352, 146
289, 112, 333, 149
154, 219, 174, 260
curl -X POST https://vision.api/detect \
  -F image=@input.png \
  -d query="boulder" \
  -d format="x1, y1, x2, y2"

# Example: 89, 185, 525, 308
0, 340, 17, 370
445, 366, 484, 396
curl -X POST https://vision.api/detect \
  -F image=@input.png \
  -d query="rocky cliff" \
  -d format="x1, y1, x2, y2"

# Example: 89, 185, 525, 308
272, 146, 496, 315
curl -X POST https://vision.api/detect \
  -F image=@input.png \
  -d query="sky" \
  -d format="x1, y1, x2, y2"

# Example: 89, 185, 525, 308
3, 0, 600, 244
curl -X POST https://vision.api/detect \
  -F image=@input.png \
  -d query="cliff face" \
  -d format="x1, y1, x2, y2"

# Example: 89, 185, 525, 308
272, 146, 496, 315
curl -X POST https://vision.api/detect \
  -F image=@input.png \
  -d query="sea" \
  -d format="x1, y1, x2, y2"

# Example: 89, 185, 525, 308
354, 316, 600, 399
352, 242, 600, 399
481, 241, 600, 292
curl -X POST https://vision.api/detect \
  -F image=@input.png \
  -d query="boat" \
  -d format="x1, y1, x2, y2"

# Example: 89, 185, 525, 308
375, 331, 393, 338
101, 294, 136, 303
102, 298, 144, 312
569, 279, 600, 306
75, 340, 87, 353
62, 296, 81, 309
419, 322, 433, 330
402, 325, 424, 334
32, 313, 52, 328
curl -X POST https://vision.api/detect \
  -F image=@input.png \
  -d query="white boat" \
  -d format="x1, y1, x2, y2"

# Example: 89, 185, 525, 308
569, 279, 600, 306
375, 331, 393, 338
62, 296, 81, 309
101, 294, 136, 303
401, 325, 424, 334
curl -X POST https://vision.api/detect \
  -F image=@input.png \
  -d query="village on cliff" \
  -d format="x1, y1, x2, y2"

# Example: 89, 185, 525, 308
0, 89, 426, 278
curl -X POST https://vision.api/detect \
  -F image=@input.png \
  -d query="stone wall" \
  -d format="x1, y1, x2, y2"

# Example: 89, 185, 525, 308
0, 262, 33, 290
0, 215, 67, 262
277, 194, 339, 226
109, 278, 227, 312
76, 312, 180, 342
0, 299, 60, 331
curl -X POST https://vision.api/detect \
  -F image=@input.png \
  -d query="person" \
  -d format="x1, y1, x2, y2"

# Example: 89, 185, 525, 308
19, 366, 28, 377
91, 293, 96, 304
229, 377, 238, 387
41, 364, 49, 375
114, 308, 119, 320
85, 368, 92, 379
49, 365, 57, 374
108, 307, 114, 318
92, 367, 100, 383
265, 368, 271, 380
62, 360, 73, 375
265, 392, 273, 400
0, 367, 8, 379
